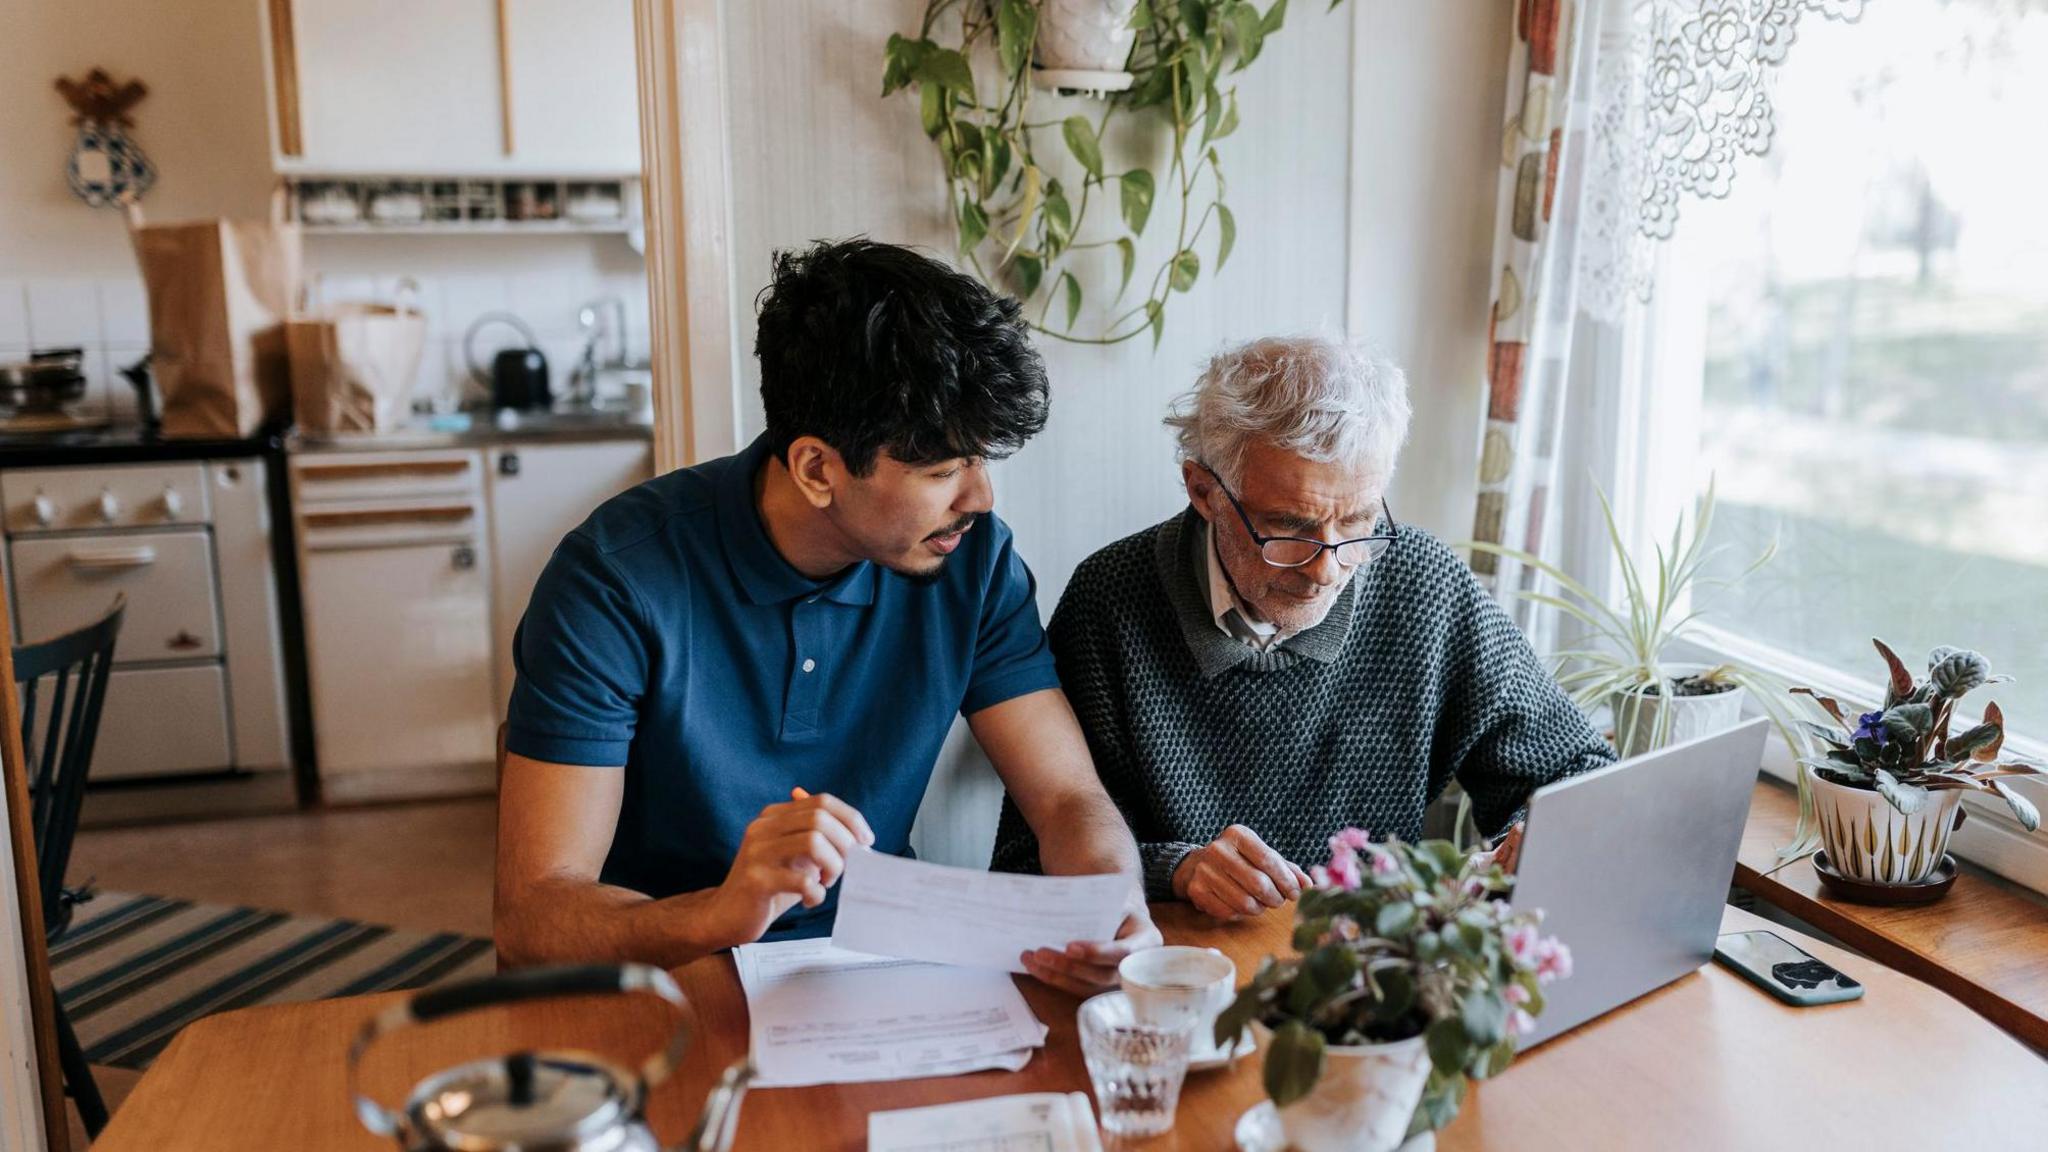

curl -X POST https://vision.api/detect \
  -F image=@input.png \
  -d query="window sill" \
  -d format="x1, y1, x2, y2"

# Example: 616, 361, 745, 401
1737, 776, 2048, 1051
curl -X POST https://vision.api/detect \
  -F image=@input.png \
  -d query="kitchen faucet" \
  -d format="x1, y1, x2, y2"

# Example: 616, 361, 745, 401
568, 294, 634, 406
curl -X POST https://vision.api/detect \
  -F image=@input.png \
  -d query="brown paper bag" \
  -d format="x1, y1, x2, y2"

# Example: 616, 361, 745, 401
127, 195, 302, 438
287, 282, 428, 433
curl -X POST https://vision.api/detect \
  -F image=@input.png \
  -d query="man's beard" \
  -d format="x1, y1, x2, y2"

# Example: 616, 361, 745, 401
890, 512, 982, 586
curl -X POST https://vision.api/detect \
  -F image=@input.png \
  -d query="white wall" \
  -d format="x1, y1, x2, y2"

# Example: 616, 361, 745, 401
1351, 0, 1514, 544
0, 0, 650, 413
704, 1, 1511, 864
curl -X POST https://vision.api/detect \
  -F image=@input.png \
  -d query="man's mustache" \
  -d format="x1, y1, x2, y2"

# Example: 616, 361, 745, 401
926, 513, 982, 541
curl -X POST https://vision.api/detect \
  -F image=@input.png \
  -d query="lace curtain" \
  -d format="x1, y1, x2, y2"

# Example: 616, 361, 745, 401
1578, 0, 1871, 321
1471, 0, 1866, 625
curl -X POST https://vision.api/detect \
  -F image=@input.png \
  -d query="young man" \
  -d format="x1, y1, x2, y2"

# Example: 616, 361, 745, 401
496, 239, 1156, 992
992, 335, 1613, 919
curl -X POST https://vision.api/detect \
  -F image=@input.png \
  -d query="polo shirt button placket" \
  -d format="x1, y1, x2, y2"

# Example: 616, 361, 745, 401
781, 599, 827, 740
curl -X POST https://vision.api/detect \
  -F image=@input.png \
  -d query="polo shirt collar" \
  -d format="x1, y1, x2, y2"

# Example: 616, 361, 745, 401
716, 434, 879, 607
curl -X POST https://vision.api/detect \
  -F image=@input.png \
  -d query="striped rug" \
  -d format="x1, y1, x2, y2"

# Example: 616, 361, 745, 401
49, 891, 496, 1071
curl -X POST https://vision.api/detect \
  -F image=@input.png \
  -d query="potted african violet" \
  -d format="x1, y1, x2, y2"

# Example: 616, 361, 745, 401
1214, 830, 1571, 1152
1794, 640, 2043, 896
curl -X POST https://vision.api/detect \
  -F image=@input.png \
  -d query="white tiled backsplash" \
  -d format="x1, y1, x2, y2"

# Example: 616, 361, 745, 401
0, 270, 651, 423
0, 277, 151, 423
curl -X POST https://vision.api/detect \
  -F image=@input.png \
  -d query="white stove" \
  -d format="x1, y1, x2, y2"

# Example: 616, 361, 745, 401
1, 457, 292, 782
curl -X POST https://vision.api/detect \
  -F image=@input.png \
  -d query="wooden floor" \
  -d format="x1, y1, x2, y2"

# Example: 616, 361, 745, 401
58, 795, 498, 1147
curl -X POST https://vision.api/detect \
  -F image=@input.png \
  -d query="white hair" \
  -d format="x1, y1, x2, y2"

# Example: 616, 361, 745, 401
1165, 335, 1411, 487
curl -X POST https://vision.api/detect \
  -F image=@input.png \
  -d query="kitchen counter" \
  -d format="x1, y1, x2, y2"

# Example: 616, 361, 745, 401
0, 426, 284, 468
288, 408, 654, 454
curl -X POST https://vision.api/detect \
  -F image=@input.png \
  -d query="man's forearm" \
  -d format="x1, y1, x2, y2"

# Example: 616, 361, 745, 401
1032, 789, 1143, 889
495, 879, 737, 970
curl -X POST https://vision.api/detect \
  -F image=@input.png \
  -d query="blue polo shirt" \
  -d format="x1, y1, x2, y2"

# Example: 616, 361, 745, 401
505, 434, 1060, 939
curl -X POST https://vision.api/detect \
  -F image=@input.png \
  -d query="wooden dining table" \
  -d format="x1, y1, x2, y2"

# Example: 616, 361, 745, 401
95, 902, 2048, 1151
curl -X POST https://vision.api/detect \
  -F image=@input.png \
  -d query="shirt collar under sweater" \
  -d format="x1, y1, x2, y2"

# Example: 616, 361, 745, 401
1197, 518, 1283, 649
1157, 507, 1361, 678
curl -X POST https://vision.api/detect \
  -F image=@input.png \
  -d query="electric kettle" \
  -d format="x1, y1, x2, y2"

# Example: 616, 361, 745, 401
464, 312, 553, 411
349, 964, 752, 1152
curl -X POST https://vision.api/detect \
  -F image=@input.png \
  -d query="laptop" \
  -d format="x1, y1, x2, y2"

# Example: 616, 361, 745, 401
1510, 716, 1769, 1048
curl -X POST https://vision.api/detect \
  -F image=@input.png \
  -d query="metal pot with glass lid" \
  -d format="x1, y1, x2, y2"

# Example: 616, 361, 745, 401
0, 348, 88, 413
349, 964, 752, 1152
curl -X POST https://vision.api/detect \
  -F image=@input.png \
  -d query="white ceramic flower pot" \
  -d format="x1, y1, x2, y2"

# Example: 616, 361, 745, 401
1810, 770, 1963, 885
1035, 0, 1140, 87
1609, 664, 1747, 758
1253, 1023, 1432, 1152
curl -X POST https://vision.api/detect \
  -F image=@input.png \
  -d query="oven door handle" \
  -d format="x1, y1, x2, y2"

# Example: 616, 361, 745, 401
66, 546, 158, 571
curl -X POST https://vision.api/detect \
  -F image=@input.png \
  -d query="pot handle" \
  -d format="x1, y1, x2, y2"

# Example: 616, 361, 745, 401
347, 963, 693, 1141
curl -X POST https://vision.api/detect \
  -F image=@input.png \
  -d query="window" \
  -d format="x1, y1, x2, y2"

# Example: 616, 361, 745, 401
1661, 0, 2048, 735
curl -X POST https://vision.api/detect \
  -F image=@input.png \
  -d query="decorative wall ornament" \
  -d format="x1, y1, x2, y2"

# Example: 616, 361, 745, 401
54, 68, 157, 209
1576, 0, 1867, 322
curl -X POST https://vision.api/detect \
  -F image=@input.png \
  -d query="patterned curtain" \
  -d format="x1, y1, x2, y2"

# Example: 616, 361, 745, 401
1468, 0, 1601, 630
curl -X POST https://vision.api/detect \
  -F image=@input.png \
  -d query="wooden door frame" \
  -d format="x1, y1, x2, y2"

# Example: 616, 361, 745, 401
632, 0, 744, 472
1, 577, 63, 1151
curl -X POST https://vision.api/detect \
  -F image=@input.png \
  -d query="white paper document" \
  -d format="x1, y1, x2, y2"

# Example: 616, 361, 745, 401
868, 1093, 1105, 1152
732, 937, 1048, 1088
830, 849, 1128, 972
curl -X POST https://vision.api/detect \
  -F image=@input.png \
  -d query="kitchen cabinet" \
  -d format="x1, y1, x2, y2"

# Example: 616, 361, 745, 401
502, 1, 643, 172
292, 451, 499, 802
290, 437, 650, 803
486, 440, 652, 720
268, 0, 642, 175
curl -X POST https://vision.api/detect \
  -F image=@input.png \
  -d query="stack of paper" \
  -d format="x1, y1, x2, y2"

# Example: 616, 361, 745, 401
868, 1093, 1104, 1152
732, 938, 1048, 1088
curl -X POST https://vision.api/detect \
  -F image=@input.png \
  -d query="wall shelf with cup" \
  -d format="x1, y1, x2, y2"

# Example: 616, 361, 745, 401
282, 174, 642, 239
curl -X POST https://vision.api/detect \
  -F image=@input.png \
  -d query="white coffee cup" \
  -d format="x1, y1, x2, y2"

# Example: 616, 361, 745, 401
1118, 946, 1236, 1039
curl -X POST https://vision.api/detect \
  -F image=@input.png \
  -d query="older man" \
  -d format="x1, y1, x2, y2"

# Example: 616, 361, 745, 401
991, 335, 1613, 920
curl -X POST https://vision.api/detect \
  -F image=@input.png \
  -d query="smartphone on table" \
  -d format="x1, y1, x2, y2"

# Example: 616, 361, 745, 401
1713, 930, 1864, 1007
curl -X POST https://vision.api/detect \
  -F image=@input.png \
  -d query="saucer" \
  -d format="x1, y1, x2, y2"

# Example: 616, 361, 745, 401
1812, 850, 1957, 906
1189, 1027, 1252, 1071
1234, 1101, 1435, 1151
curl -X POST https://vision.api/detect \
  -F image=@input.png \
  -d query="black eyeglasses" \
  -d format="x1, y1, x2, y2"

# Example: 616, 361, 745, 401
1198, 462, 1398, 569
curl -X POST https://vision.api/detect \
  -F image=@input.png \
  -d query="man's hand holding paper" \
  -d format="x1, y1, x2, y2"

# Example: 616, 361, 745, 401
830, 848, 1156, 992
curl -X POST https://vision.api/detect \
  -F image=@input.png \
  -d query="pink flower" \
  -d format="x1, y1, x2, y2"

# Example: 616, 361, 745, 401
1369, 849, 1400, 878
1325, 850, 1363, 891
1536, 939, 1573, 982
1310, 865, 1331, 888
1503, 982, 1531, 1006
1506, 922, 1540, 966
1329, 827, 1373, 853
1508, 1008, 1538, 1038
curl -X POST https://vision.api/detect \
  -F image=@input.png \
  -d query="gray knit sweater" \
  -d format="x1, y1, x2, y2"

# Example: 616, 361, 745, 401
991, 508, 1614, 898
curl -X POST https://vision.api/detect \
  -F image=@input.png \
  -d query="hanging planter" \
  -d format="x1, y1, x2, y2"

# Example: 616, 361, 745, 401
882, 0, 1333, 348
1033, 0, 1141, 91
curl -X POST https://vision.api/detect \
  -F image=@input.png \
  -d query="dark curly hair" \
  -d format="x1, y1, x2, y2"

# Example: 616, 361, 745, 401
754, 238, 1050, 476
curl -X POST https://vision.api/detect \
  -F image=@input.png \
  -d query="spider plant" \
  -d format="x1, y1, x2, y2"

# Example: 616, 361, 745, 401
1467, 477, 1818, 860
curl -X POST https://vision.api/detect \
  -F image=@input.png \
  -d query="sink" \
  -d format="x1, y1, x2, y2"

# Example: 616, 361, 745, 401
295, 404, 653, 451
490, 405, 650, 432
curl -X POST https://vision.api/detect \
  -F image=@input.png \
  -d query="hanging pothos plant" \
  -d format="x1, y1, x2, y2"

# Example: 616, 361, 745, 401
882, 0, 1335, 346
